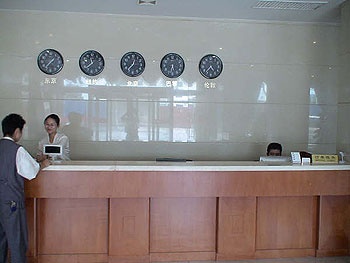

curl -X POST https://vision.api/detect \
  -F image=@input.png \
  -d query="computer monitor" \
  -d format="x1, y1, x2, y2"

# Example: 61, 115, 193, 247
259, 156, 291, 162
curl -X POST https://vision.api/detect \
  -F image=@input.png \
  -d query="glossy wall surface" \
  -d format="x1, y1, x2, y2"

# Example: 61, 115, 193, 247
338, 1, 350, 155
0, 9, 343, 160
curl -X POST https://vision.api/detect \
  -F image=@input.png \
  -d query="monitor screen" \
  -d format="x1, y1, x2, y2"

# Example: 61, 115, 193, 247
43, 144, 62, 156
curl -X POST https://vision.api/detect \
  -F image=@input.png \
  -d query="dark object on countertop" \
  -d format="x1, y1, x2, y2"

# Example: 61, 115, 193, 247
156, 158, 192, 162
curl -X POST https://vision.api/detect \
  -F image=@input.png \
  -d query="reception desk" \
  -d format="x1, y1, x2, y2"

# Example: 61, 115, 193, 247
24, 161, 350, 263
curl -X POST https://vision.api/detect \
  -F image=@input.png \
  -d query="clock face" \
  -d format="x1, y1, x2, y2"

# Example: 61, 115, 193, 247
120, 51, 145, 77
199, 54, 223, 79
37, 49, 64, 75
160, 53, 185, 78
79, 50, 105, 76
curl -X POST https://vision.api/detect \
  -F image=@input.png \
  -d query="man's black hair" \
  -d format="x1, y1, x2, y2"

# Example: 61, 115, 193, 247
2, 113, 26, 136
267, 142, 282, 154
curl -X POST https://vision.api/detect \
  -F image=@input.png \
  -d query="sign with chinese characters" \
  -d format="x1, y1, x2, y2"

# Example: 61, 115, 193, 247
165, 80, 178, 88
312, 154, 339, 164
84, 78, 99, 85
204, 81, 217, 89
127, 80, 139, 86
43, 77, 57, 85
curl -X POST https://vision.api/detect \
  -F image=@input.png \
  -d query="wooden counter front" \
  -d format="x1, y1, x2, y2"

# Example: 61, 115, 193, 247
24, 163, 350, 263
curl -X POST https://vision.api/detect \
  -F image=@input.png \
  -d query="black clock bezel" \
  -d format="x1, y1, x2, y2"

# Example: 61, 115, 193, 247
120, 51, 146, 77
37, 49, 64, 75
160, 53, 185, 78
199, 54, 223, 79
79, 50, 105, 76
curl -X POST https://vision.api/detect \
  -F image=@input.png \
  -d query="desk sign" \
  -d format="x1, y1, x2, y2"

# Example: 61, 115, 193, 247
312, 154, 339, 164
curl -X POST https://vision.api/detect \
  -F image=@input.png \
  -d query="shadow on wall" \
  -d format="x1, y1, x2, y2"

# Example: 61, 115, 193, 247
61, 112, 93, 142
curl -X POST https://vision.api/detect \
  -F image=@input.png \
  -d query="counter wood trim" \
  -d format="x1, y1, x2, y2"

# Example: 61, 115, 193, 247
26, 170, 350, 198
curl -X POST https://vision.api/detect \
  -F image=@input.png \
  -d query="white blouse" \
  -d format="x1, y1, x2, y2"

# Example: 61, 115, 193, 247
38, 133, 70, 161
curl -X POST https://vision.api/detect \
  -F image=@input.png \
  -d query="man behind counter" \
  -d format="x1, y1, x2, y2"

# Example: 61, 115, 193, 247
267, 142, 282, 156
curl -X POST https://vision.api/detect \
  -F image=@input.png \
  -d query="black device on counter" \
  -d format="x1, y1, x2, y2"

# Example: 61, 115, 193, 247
43, 144, 62, 155
156, 158, 193, 162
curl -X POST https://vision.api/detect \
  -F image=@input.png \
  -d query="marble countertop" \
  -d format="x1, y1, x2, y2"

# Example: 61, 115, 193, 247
43, 160, 350, 171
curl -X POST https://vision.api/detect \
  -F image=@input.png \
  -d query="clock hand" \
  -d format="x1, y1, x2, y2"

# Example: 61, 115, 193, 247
85, 59, 94, 68
170, 64, 174, 71
45, 58, 55, 68
128, 60, 135, 71
206, 65, 214, 73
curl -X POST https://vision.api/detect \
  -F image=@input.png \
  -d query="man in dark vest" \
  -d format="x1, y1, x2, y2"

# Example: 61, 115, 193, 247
0, 113, 50, 263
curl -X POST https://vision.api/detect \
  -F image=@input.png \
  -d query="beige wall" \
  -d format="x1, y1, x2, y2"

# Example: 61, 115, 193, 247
338, 1, 350, 155
0, 9, 341, 161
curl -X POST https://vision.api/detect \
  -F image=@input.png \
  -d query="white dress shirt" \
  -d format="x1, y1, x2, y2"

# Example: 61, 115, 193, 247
4, 137, 40, 180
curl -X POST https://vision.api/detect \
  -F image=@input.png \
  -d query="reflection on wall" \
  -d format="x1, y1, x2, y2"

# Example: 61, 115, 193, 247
0, 10, 341, 160
308, 87, 321, 145
61, 111, 93, 141
257, 82, 267, 103
308, 85, 337, 154
61, 76, 200, 143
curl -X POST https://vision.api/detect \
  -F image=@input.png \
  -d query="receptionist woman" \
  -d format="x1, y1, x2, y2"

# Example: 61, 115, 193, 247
36, 113, 70, 161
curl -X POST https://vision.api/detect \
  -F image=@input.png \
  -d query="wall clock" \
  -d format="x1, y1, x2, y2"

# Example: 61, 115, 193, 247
120, 51, 145, 77
198, 54, 223, 79
37, 49, 64, 75
79, 50, 105, 76
160, 53, 185, 78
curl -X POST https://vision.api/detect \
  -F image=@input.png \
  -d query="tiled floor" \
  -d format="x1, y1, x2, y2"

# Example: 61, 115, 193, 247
161, 257, 350, 263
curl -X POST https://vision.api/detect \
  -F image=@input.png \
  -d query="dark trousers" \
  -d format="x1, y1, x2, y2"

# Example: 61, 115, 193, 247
0, 201, 28, 263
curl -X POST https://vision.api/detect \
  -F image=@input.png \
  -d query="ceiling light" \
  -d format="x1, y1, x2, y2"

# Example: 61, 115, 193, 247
138, 0, 157, 5
253, 0, 328, 11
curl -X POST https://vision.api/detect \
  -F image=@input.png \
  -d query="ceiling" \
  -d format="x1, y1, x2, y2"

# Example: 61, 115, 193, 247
0, 0, 348, 23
